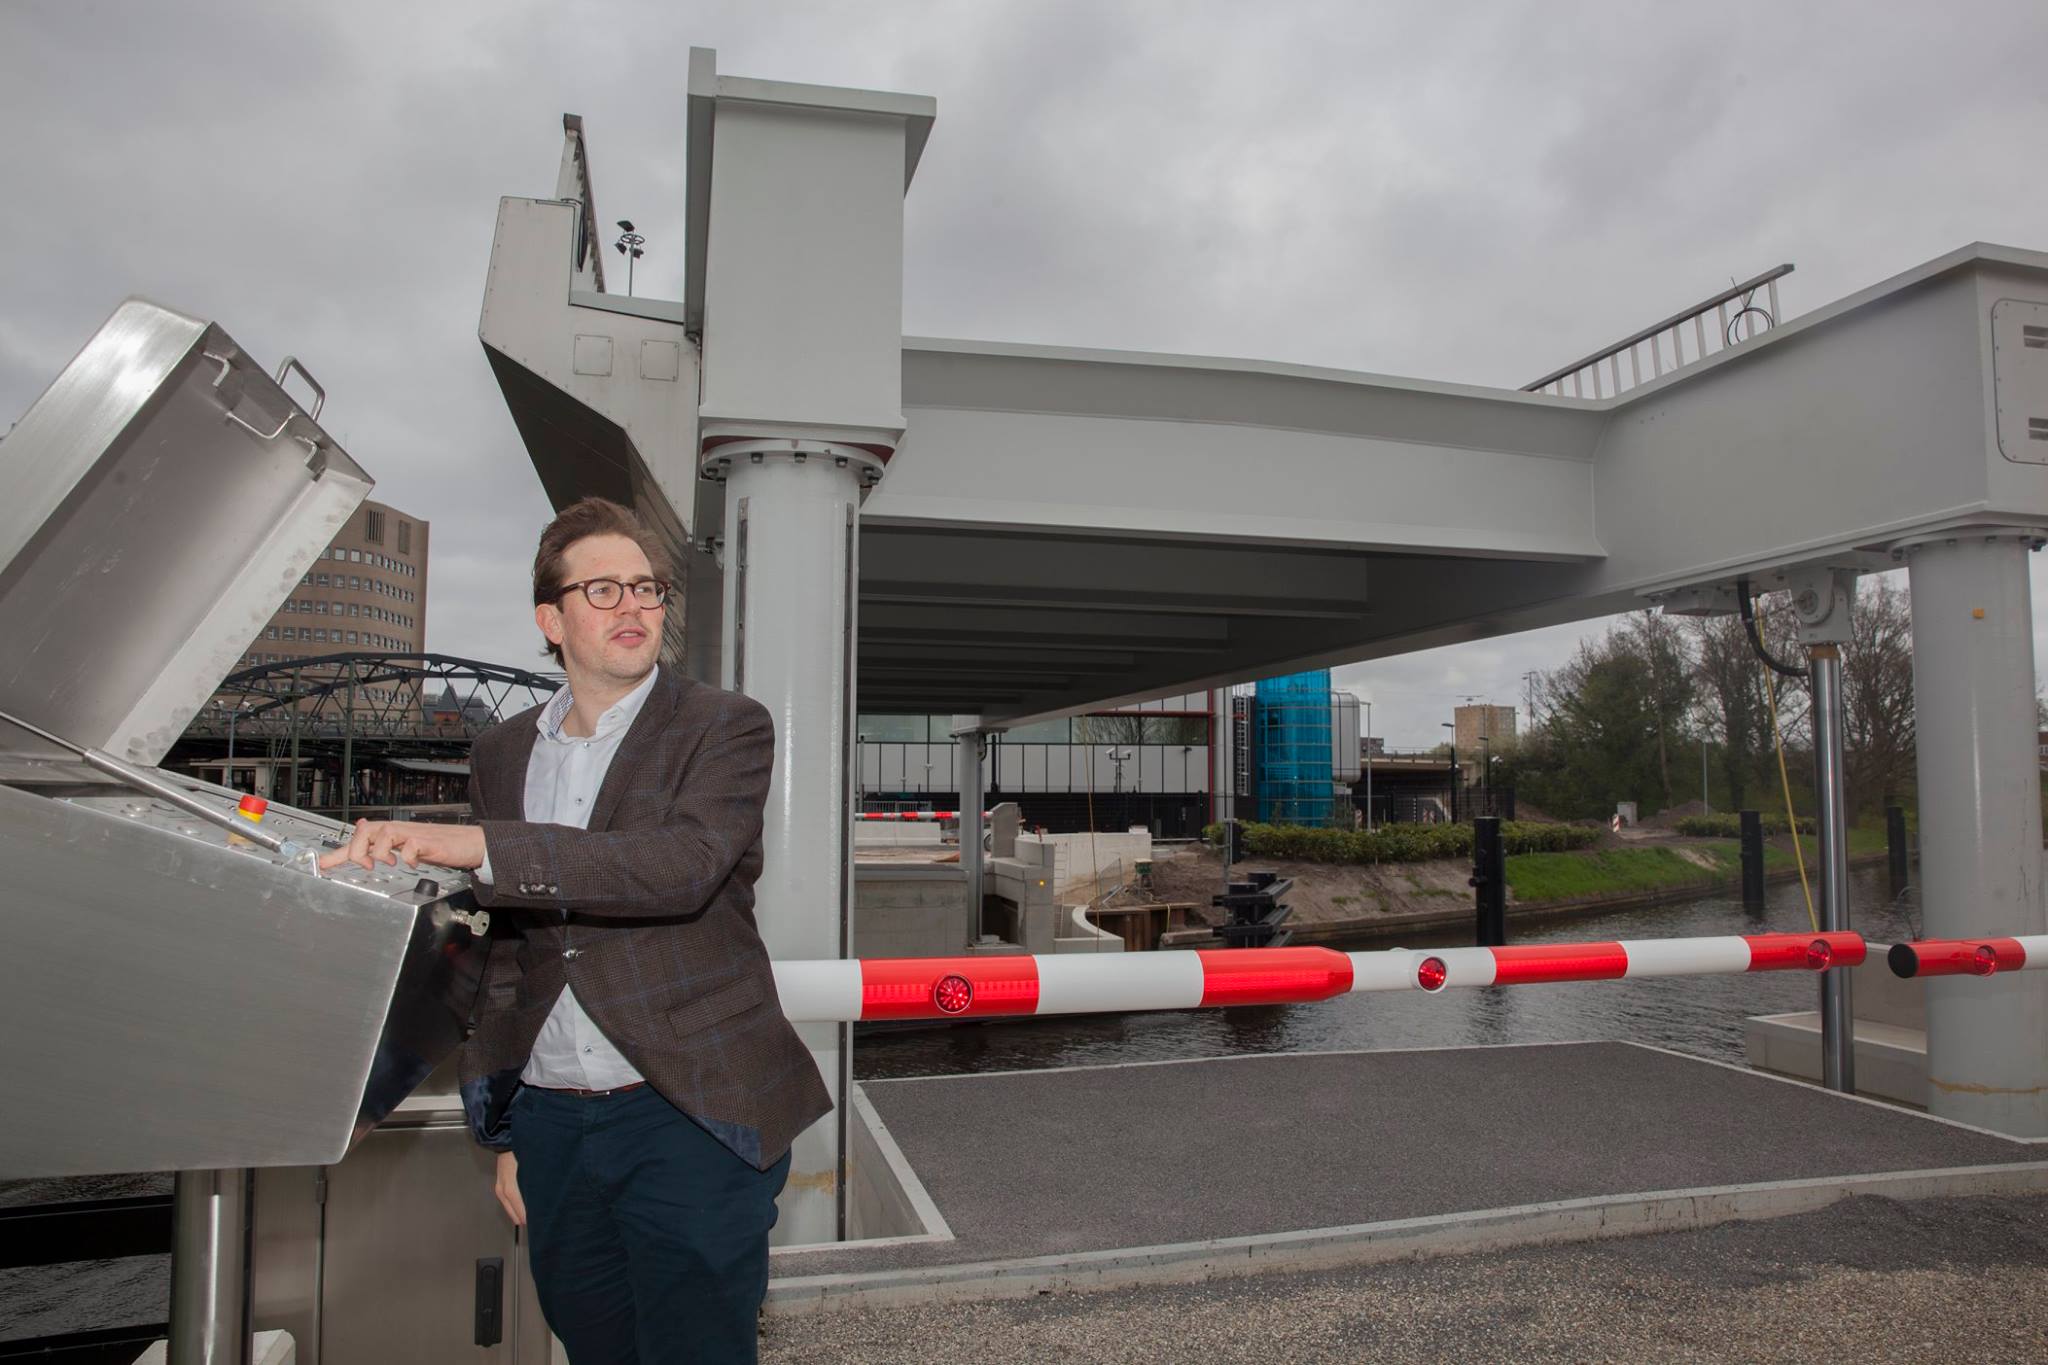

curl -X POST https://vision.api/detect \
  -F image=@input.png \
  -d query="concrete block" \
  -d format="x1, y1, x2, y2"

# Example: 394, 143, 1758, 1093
990, 803, 1021, 859
1744, 1011, 1930, 1108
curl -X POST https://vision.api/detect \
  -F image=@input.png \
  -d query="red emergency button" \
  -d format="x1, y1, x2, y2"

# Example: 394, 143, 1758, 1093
237, 795, 268, 822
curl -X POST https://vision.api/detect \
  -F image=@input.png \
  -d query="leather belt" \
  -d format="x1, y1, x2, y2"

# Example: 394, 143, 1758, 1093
530, 1081, 647, 1098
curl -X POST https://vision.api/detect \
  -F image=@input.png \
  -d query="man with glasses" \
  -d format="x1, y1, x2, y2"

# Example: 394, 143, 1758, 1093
322, 496, 828, 1362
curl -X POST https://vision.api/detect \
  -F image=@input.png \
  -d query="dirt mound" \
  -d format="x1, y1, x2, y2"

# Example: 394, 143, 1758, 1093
1148, 845, 1476, 928
1643, 800, 1710, 830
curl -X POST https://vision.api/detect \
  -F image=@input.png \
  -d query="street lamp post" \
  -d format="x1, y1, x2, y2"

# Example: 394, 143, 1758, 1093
1363, 700, 1373, 832
216, 699, 249, 792
614, 220, 646, 296
1442, 721, 1457, 823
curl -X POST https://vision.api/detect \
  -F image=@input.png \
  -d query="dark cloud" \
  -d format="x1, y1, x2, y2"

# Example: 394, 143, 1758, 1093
5, 0, 2046, 745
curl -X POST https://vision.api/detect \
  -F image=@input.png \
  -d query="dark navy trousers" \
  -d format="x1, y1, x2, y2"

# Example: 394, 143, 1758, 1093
510, 1085, 789, 1364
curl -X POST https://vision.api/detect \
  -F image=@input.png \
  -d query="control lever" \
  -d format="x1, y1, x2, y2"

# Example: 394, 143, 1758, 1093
0, 705, 322, 873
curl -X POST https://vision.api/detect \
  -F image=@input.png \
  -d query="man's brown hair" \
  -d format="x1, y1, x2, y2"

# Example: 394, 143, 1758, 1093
532, 497, 674, 664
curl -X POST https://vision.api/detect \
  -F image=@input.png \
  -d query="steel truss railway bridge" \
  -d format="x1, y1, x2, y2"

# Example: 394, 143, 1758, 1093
170, 652, 560, 818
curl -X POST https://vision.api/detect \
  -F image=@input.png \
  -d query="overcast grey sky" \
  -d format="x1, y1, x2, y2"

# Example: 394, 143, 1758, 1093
5, 0, 2047, 747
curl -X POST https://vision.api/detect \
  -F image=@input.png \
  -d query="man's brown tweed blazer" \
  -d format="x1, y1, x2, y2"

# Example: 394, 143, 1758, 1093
455, 667, 831, 1170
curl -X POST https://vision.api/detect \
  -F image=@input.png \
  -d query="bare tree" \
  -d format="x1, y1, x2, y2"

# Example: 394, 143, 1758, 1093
1689, 611, 1769, 810
1841, 577, 1915, 812
1620, 610, 1697, 809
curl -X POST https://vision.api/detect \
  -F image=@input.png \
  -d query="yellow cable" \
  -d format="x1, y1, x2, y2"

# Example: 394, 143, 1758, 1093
1763, 664, 1818, 932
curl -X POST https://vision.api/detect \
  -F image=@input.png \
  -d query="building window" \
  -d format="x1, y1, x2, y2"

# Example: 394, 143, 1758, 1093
350, 604, 360, 617
316, 573, 329, 587
282, 627, 296, 641
313, 629, 327, 643
365, 509, 385, 544
346, 632, 358, 645
348, 576, 360, 590
265, 627, 277, 640
1142, 717, 1210, 745
857, 715, 929, 742
397, 522, 412, 555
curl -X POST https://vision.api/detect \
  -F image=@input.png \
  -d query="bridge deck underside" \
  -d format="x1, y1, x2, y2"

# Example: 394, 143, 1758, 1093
778, 1042, 2036, 1282
854, 524, 1598, 718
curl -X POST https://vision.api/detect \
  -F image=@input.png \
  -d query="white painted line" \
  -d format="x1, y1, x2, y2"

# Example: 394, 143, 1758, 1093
1624, 1040, 2048, 1145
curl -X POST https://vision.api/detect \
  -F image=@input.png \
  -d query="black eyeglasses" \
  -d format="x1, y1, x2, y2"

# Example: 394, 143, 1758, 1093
552, 577, 671, 610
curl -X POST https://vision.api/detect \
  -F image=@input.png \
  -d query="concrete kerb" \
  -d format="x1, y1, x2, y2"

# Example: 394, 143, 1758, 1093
763, 1160, 2048, 1315
773, 1085, 955, 1257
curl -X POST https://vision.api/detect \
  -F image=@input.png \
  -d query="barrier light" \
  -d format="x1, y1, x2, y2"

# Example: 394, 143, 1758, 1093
1887, 936, 2043, 979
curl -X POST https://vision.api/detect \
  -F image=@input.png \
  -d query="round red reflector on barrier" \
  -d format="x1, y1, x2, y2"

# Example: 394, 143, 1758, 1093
933, 974, 974, 1014
1417, 957, 1447, 992
237, 795, 267, 820
1971, 944, 2000, 977
1806, 938, 1832, 971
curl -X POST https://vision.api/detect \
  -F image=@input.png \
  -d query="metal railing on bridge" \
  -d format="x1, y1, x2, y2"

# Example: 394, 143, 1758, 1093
1524, 263, 1792, 400
185, 653, 562, 743
172, 653, 563, 820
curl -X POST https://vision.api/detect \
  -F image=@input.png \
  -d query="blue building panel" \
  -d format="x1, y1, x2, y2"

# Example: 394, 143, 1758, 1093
1255, 670, 1335, 826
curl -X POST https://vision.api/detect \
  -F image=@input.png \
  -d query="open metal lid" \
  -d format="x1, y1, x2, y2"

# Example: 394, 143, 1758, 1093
0, 299, 372, 764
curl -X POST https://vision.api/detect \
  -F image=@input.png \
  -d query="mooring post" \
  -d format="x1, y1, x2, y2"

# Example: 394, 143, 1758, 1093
1472, 815, 1506, 946
1886, 804, 1910, 897
1739, 809, 1765, 910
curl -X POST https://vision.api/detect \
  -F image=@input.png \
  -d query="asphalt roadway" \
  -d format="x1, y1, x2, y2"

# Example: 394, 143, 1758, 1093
788, 1043, 2035, 1277
761, 1192, 2048, 1363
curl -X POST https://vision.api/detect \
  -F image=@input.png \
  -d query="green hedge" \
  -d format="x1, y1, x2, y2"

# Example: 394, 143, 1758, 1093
1200, 820, 1600, 864
1672, 813, 1815, 838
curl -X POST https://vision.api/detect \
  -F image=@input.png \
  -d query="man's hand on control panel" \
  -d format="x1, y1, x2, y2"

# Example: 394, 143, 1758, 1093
319, 819, 486, 874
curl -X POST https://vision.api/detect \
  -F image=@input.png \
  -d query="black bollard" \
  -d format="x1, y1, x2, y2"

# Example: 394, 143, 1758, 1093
1739, 809, 1766, 910
1886, 805, 1909, 896
1471, 816, 1507, 946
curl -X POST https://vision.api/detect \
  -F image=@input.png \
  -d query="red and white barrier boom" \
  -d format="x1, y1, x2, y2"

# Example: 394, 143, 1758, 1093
854, 810, 991, 821
770, 932, 1866, 1023
1888, 935, 2048, 979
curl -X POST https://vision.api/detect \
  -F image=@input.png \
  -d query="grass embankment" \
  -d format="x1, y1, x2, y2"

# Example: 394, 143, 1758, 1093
1505, 847, 1736, 901
1503, 829, 1890, 905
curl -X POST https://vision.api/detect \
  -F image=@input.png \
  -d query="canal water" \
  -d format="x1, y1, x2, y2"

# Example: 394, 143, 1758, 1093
853, 864, 1920, 1081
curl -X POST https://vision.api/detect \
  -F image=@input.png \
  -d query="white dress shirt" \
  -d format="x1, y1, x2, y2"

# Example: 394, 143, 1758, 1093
477, 665, 659, 1091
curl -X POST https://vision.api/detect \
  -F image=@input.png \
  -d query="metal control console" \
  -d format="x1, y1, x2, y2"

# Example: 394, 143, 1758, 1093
1, 761, 494, 1178
64, 788, 482, 929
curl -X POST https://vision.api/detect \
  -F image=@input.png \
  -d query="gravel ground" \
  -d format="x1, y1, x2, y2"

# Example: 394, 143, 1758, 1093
760, 1194, 2048, 1364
